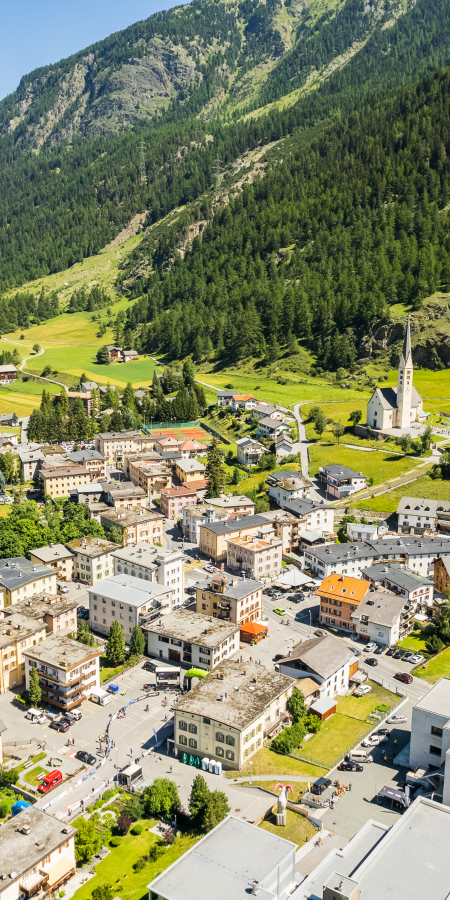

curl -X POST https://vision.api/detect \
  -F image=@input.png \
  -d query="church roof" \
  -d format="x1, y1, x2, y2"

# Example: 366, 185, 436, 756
400, 315, 412, 367
373, 385, 422, 410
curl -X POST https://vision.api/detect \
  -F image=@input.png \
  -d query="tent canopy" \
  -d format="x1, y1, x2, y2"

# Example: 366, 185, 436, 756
240, 622, 268, 636
275, 568, 316, 588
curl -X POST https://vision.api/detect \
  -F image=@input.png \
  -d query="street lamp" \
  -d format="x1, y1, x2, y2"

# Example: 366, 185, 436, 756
249, 760, 253, 785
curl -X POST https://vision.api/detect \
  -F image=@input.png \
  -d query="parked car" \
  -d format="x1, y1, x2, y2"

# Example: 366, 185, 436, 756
364, 642, 378, 653
65, 709, 82, 722
354, 685, 372, 697
38, 769, 63, 793
75, 750, 96, 766
204, 565, 216, 573
337, 759, 363, 772
366, 657, 378, 667
386, 647, 396, 656
25, 709, 47, 724
394, 672, 413, 684
394, 648, 406, 659
273, 654, 284, 662
350, 647, 360, 656
273, 608, 286, 616
409, 654, 425, 664
386, 714, 407, 724
50, 718, 70, 732
57, 582, 69, 594
402, 652, 415, 662
362, 733, 388, 747
290, 594, 304, 603
311, 777, 332, 795
376, 728, 391, 737
186, 587, 196, 595
374, 645, 385, 655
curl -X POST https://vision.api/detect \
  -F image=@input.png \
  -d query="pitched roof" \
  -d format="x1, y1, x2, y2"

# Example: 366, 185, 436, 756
400, 314, 412, 366
232, 394, 255, 401
374, 385, 422, 410
278, 633, 354, 679
352, 590, 406, 628
397, 497, 446, 516
362, 563, 433, 591
318, 574, 370, 603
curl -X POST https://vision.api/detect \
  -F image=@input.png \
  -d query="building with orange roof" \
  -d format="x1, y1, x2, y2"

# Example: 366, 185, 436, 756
178, 439, 208, 458
160, 481, 208, 518
231, 394, 256, 411
240, 621, 268, 643
317, 573, 370, 634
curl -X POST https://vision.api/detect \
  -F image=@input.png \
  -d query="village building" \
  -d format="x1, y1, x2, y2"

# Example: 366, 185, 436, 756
111, 542, 184, 607
0, 364, 17, 383
198, 514, 271, 562
128, 460, 172, 498
318, 464, 367, 499
226, 534, 283, 580
88, 574, 174, 640
397, 496, 450, 534
67, 536, 120, 585
236, 437, 268, 466
367, 316, 425, 431
30, 544, 75, 582
40, 465, 91, 498
267, 471, 312, 506
0, 558, 56, 608
174, 458, 207, 484
0, 806, 77, 900
195, 573, 263, 626
317, 574, 370, 634
361, 563, 434, 615
3, 592, 78, 634
277, 633, 358, 699
0, 613, 47, 692
145, 610, 239, 670
160, 482, 207, 518
100, 506, 165, 545
23, 633, 101, 710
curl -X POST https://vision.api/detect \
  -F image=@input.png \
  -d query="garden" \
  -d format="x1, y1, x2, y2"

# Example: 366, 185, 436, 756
259, 808, 315, 846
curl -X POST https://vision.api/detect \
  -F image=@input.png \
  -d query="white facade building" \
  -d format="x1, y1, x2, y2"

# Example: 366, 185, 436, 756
145, 610, 239, 670
367, 316, 424, 431
88, 574, 174, 642
23, 633, 101, 711
67, 536, 120, 585
111, 542, 185, 607
409, 678, 450, 806
182, 504, 227, 543
304, 535, 450, 581
267, 471, 312, 507
278, 633, 357, 699
0, 807, 77, 900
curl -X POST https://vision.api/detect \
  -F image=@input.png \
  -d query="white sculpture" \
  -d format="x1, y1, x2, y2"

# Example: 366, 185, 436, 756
274, 783, 294, 825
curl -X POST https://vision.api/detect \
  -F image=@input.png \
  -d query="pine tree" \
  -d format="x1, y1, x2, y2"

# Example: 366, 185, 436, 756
77, 619, 95, 647
202, 791, 230, 832
106, 621, 126, 666
28, 666, 41, 706
97, 346, 110, 365
189, 774, 211, 826
205, 438, 227, 498
129, 625, 145, 657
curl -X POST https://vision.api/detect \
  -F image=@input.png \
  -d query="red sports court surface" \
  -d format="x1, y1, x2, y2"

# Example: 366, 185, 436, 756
151, 426, 209, 441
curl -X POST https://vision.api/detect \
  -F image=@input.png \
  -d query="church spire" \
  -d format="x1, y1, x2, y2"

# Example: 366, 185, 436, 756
400, 315, 412, 367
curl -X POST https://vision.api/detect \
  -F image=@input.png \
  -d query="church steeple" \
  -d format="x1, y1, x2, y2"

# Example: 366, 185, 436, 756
396, 315, 413, 428
399, 315, 412, 368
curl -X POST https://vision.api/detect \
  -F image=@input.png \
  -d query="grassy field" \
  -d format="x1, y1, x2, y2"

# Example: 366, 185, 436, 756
201, 371, 368, 407
227, 462, 300, 496
398, 630, 432, 653
23, 345, 159, 388
385, 368, 450, 398
414, 646, 450, 683
292, 714, 369, 768
238, 780, 308, 799
23, 765, 47, 787
224, 747, 326, 778
335, 682, 398, 721
71, 820, 198, 900
350, 473, 450, 514
259, 808, 315, 845
308, 443, 419, 486
302, 401, 371, 441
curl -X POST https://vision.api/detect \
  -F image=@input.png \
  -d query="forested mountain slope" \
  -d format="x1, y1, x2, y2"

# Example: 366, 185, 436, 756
2, 0, 450, 291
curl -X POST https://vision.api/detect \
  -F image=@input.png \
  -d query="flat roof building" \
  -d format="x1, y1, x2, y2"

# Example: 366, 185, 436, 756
0, 806, 77, 900
30, 544, 75, 582
67, 535, 120, 585
2, 592, 78, 634
111, 542, 185, 606
0, 612, 47, 693
100, 506, 165, 545
145, 609, 239, 670
23, 633, 101, 711
100, 479, 148, 508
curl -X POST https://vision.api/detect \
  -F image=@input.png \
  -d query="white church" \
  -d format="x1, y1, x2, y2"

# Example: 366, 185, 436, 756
366, 317, 425, 432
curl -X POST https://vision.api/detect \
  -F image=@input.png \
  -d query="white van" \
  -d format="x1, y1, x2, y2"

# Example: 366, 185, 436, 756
57, 582, 69, 594
25, 708, 47, 724
348, 749, 373, 764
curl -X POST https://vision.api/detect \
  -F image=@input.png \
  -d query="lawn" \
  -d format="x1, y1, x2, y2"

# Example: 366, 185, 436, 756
0, 388, 42, 416
228, 462, 300, 496
291, 714, 369, 768
398, 630, 431, 653
351, 473, 450, 514
23, 765, 47, 787
238, 780, 307, 799
201, 371, 368, 408
224, 746, 326, 779
71, 820, 198, 900
16, 751, 47, 774
308, 443, 420, 487
335, 682, 398, 721
25, 345, 159, 388
414, 645, 450, 683
259, 808, 315, 845
385, 368, 450, 399
302, 401, 372, 442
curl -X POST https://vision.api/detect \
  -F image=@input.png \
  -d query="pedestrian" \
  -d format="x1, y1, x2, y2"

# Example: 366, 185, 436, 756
169, 765, 172, 773
349, 783, 352, 792
130, 748, 133, 757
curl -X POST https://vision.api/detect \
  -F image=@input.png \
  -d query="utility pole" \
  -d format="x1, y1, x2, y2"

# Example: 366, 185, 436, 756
212, 154, 223, 201
139, 138, 147, 184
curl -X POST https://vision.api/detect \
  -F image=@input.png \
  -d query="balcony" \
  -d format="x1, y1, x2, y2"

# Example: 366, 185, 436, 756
37, 668, 61, 684
40, 687, 86, 710
20, 871, 48, 896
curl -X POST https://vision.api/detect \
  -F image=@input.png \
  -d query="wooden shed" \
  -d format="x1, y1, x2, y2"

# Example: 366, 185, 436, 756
309, 696, 337, 721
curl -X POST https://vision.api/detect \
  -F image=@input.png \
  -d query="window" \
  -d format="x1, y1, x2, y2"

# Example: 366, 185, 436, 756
431, 726, 443, 737
179, 720, 187, 731
216, 746, 224, 757
226, 749, 235, 761
188, 723, 197, 734
226, 735, 235, 746
430, 745, 441, 756
189, 738, 197, 749
216, 731, 224, 743
179, 735, 187, 745
203, 717, 211, 725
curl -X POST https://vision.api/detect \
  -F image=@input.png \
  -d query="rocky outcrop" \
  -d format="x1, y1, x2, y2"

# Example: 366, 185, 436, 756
357, 297, 450, 370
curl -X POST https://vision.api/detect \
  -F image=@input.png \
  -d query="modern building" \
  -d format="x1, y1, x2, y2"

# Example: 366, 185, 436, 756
67, 536, 120, 585
39, 465, 91, 498
292, 797, 450, 900
3, 592, 78, 634
409, 678, 450, 806
160, 483, 207, 518
198, 514, 271, 562
196, 573, 263, 625
366, 316, 425, 431
230, 394, 256, 411
266, 471, 312, 507
111, 542, 184, 607
303, 535, 450, 580
0, 558, 57, 608
0, 613, 47, 692
30, 545, 75, 582
397, 496, 450, 534
0, 364, 17, 383
148, 815, 297, 900
88, 574, 174, 640
278, 633, 358, 699
145, 610, 239, 669
318, 574, 370, 634
182, 504, 228, 543
318, 464, 367, 499
361, 563, 434, 614
226, 534, 283, 580
351, 589, 408, 646
0, 806, 77, 900
236, 437, 268, 466
256, 416, 288, 439
100, 479, 148, 509
23, 633, 101, 711
174, 459, 206, 484
172, 660, 294, 769
100, 507, 165, 545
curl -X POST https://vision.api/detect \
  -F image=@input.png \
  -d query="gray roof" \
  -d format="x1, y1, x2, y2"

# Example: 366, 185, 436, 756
196, 573, 263, 602
111, 542, 183, 567
258, 416, 283, 428
97, 431, 141, 440
5, 592, 77, 620
67, 536, 120, 558
0, 557, 55, 590
200, 514, 269, 536
278, 633, 354, 679
320, 464, 364, 480
0, 806, 77, 882
88, 574, 171, 607
309, 535, 450, 566
352, 590, 406, 628
0, 364, 16, 373
145, 610, 239, 648
175, 459, 206, 473
68, 449, 104, 463
267, 470, 303, 483
283, 499, 332, 518
175, 659, 293, 730
100, 507, 164, 527
101, 480, 147, 498
30, 544, 75, 564
310, 696, 337, 716
361, 563, 433, 592
208, 495, 255, 509
294, 797, 450, 900
23, 632, 100, 667
148, 815, 296, 900
71, 481, 103, 494
216, 390, 235, 397
81, 381, 98, 391
374, 384, 422, 410
397, 496, 450, 516
413, 678, 450, 719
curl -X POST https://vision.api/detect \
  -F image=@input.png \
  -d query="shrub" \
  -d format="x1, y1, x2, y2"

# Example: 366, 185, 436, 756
0, 801, 9, 817
116, 814, 132, 835
102, 788, 118, 802
148, 843, 166, 862
109, 836, 122, 847
130, 824, 143, 835
133, 857, 147, 872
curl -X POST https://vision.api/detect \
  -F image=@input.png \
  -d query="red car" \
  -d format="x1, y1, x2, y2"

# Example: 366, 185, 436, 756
38, 769, 63, 793
394, 672, 413, 684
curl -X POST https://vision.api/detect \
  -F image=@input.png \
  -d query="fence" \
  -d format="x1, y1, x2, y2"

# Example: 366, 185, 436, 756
200, 421, 232, 445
